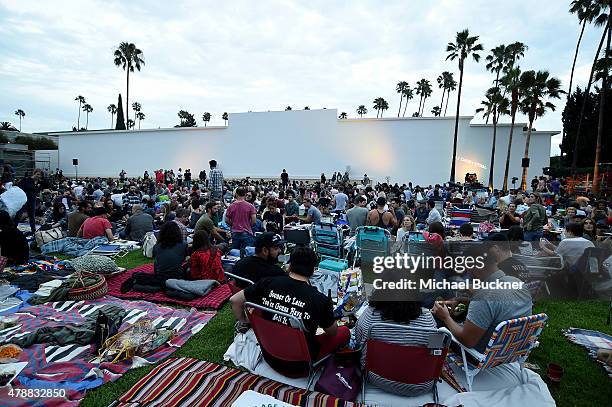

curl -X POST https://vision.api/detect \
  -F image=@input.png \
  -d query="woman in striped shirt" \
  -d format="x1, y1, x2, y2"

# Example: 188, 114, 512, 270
354, 299, 436, 396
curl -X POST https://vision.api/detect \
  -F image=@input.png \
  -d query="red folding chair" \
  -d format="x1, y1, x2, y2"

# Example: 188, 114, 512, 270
363, 322, 451, 404
245, 302, 332, 390
225, 271, 254, 295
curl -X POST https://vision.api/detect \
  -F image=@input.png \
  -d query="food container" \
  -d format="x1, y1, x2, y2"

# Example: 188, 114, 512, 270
0, 344, 23, 364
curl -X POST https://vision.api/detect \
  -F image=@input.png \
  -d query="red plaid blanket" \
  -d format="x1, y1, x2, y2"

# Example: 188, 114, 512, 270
106, 264, 232, 310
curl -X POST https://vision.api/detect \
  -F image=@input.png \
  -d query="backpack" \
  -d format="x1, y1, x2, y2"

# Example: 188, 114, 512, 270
142, 232, 157, 258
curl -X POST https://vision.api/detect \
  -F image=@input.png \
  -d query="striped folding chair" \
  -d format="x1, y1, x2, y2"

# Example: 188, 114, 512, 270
443, 313, 548, 391
449, 207, 472, 228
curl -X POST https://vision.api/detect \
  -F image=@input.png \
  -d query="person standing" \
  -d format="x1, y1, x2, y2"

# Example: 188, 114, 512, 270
280, 169, 289, 190
207, 160, 224, 203
522, 192, 547, 241
226, 187, 256, 250
184, 169, 192, 190
16, 169, 42, 234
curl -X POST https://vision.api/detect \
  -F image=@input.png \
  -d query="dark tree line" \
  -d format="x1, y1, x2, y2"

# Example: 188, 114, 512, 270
561, 86, 611, 168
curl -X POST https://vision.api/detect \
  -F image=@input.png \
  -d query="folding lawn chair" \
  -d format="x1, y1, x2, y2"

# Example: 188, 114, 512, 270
245, 302, 332, 390
225, 271, 254, 295
354, 226, 391, 267
312, 222, 344, 259
442, 313, 548, 391
512, 254, 564, 296
362, 323, 451, 404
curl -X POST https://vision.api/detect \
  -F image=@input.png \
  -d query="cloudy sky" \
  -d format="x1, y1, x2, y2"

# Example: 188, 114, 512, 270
0, 0, 605, 155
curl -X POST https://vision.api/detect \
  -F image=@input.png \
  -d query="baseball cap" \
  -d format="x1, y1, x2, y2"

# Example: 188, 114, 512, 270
254, 232, 285, 249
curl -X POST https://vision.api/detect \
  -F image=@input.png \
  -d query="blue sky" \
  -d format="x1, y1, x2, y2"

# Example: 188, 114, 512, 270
0, 0, 606, 155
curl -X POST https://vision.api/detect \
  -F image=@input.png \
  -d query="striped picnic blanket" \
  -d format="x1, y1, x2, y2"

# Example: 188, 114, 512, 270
106, 264, 232, 310
564, 327, 612, 378
0, 297, 215, 406
110, 357, 361, 407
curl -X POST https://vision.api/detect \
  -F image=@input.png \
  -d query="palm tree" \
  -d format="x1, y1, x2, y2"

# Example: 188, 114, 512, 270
132, 102, 141, 116
500, 67, 523, 191
0, 122, 17, 131
443, 74, 457, 116
476, 87, 510, 190
373, 97, 389, 118
446, 29, 484, 182
75, 95, 86, 129
14, 109, 25, 131
107, 104, 117, 128
569, 1, 603, 96
339, 112, 348, 119
202, 112, 211, 127
431, 106, 442, 116
136, 112, 145, 129
436, 73, 450, 113
285, 106, 292, 111
127, 119, 135, 130
113, 42, 145, 127
395, 81, 409, 117
572, 3, 610, 174
304, 106, 310, 110
401, 86, 414, 117
222, 112, 228, 125
593, 13, 612, 194
82, 103, 93, 130
518, 70, 564, 191
357, 105, 367, 117
415, 79, 432, 116
485, 45, 511, 88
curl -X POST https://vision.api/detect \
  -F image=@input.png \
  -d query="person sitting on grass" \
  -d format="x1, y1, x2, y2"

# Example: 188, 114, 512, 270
230, 232, 285, 288
194, 201, 229, 244
44, 201, 68, 231
153, 221, 189, 281
77, 206, 114, 241
0, 210, 29, 265
230, 246, 350, 376
189, 230, 224, 282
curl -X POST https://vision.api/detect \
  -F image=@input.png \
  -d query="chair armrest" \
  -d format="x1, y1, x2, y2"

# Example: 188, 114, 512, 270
438, 327, 486, 362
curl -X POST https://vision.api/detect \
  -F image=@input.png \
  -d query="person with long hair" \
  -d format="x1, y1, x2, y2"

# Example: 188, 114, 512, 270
582, 218, 597, 242
523, 192, 547, 241
153, 221, 188, 280
189, 230, 224, 281
0, 210, 29, 265
44, 201, 68, 231
354, 298, 436, 396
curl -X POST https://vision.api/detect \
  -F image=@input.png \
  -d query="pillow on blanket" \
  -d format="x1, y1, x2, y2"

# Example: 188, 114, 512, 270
70, 255, 119, 275
165, 279, 218, 297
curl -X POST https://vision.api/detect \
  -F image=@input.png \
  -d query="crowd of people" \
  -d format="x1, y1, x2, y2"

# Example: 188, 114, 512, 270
0, 161, 611, 397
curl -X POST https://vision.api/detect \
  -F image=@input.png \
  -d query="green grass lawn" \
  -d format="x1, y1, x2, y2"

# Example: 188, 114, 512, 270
67, 252, 611, 406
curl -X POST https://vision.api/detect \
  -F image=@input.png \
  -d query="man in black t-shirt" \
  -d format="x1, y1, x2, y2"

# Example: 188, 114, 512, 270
488, 233, 528, 280
231, 247, 350, 373
231, 232, 285, 287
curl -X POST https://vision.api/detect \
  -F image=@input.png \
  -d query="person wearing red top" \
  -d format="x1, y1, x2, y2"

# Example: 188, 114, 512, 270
78, 207, 114, 240
189, 230, 224, 281
226, 187, 256, 250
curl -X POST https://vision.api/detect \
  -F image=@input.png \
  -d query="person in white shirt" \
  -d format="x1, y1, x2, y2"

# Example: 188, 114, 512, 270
73, 183, 84, 200
540, 221, 594, 268
332, 186, 349, 212
425, 200, 441, 225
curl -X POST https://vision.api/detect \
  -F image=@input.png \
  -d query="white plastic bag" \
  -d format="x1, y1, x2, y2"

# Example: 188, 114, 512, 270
0, 186, 27, 217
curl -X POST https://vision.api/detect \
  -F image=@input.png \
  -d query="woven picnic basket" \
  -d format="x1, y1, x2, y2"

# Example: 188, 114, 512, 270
67, 271, 108, 301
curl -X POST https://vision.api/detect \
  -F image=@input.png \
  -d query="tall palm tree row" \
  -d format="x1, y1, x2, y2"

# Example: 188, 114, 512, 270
592, 10, 612, 194
401, 86, 414, 117
373, 97, 389, 118
75, 95, 86, 129
113, 42, 145, 128
476, 87, 510, 190
82, 103, 93, 130
415, 79, 432, 116
14, 109, 25, 131
136, 112, 145, 129
571, 2, 610, 174
107, 104, 117, 128
395, 81, 409, 117
357, 105, 367, 117
518, 70, 564, 191
446, 29, 484, 182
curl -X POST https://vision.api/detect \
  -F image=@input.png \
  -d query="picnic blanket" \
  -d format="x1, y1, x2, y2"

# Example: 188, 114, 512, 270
40, 236, 108, 257
106, 264, 232, 310
564, 327, 612, 378
109, 357, 361, 407
0, 296, 215, 406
